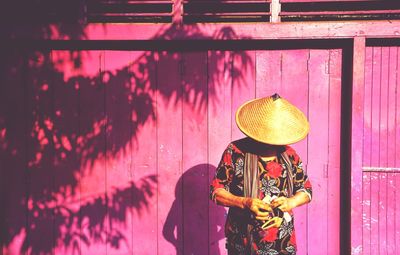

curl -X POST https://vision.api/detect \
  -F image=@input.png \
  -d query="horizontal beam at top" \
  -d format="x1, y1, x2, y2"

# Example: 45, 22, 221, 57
5, 20, 400, 41
85, 21, 400, 40
3, 38, 352, 50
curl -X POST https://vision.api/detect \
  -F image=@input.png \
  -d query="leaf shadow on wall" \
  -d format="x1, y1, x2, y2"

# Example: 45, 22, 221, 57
1, 5, 253, 255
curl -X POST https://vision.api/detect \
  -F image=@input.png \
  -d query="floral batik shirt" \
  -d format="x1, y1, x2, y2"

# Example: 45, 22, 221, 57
210, 138, 312, 255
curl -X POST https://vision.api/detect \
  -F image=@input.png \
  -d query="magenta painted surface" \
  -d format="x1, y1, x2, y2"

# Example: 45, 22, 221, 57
361, 46, 400, 255
2, 47, 343, 254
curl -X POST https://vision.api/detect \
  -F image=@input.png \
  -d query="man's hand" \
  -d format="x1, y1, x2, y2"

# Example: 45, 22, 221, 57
243, 198, 272, 221
270, 196, 295, 212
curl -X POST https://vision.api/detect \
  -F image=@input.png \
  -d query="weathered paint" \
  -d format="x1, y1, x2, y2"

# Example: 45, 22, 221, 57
360, 46, 400, 255
351, 36, 366, 255
2, 48, 345, 255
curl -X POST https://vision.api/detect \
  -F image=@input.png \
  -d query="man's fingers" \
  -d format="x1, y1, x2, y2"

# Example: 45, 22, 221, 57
255, 210, 270, 218
258, 203, 272, 212
278, 205, 289, 212
271, 197, 285, 207
256, 215, 270, 221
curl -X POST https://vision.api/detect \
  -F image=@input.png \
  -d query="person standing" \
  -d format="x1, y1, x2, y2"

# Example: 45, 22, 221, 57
210, 94, 312, 255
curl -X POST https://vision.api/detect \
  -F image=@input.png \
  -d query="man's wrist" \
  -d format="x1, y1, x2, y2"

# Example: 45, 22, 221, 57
241, 197, 250, 209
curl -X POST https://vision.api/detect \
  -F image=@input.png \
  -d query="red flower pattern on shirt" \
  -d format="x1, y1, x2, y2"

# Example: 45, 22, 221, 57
266, 161, 283, 178
262, 227, 279, 242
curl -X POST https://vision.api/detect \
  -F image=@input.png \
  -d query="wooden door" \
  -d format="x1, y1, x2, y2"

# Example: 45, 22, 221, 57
2, 48, 342, 255
359, 46, 400, 255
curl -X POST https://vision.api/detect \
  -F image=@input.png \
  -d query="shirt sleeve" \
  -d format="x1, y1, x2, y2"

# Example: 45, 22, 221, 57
210, 144, 235, 202
286, 146, 312, 201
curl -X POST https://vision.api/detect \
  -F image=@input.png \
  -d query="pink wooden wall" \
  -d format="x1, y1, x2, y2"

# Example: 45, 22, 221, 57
360, 46, 400, 255
2, 47, 343, 254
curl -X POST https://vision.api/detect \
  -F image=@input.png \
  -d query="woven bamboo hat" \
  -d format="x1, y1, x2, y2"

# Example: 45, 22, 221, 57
235, 93, 309, 145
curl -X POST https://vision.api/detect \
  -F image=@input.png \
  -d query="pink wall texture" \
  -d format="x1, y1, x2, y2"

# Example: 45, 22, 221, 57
2, 47, 345, 254
1, 18, 400, 254
360, 46, 400, 255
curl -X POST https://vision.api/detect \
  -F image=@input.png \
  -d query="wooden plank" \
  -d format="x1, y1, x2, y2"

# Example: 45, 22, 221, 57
208, 50, 233, 255
363, 47, 373, 169
280, 10, 400, 15
1, 51, 29, 255
396, 47, 400, 169
378, 47, 390, 255
51, 50, 81, 255
82, 21, 400, 41
103, 51, 134, 254
280, 49, 309, 255
362, 172, 371, 255
78, 50, 107, 255
157, 52, 183, 255
387, 173, 396, 254
362, 46, 373, 255
379, 47, 390, 169
231, 50, 256, 141
370, 46, 381, 255
306, 49, 330, 255
387, 47, 398, 172
350, 36, 365, 254
281, 0, 385, 2
386, 46, 398, 254
327, 48, 342, 255
396, 48, 400, 255
26, 51, 57, 255
396, 174, 400, 255
129, 51, 158, 255
379, 172, 388, 254
173, 0, 183, 24
370, 47, 381, 168
255, 50, 282, 97
369, 172, 380, 255
181, 52, 209, 255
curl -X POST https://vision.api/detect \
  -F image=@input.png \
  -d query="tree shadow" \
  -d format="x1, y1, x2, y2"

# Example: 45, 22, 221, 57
1, 1, 253, 254
162, 164, 226, 255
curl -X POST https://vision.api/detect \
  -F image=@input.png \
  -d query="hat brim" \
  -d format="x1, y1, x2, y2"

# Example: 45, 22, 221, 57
235, 97, 310, 145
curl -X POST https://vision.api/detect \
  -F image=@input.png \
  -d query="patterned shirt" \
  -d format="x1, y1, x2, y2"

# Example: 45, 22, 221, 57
210, 138, 312, 255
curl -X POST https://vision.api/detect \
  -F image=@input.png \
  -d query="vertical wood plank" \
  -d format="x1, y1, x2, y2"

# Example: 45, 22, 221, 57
327, 49, 342, 255
130, 51, 158, 255
387, 173, 396, 255
378, 172, 388, 255
397, 47, 400, 170
181, 52, 209, 255
378, 47, 390, 255
79, 50, 107, 255
104, 51, 134, 254
27, 50, 56, 255
370, 47, 381, 255
307, 49, 330, 255
362, 172, 371, 255
1, 51, 28, 255
208, 50, 233, 255
51, 50, 81, 255
157, 52, 183, 255
362, 46, 373, 255
231, 51, 256, 141
369, 173, 380, 255
363, 47, 373, 170
281, 49, 309, 255
351, 36, 365, 255
396, 174, 400, 255
386, 46, 398, 255
395, 47, 400, 255
255, 50, 282, 97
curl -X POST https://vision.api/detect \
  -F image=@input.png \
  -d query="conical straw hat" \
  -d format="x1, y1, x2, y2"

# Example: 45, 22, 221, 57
235, 94, 309, 145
